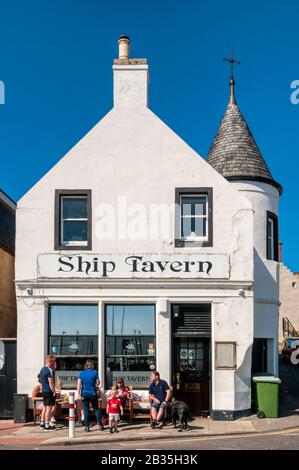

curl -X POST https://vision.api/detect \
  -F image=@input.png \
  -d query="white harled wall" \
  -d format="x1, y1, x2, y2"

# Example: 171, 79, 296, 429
231, 181, 280, 374
16, 59, 256, 415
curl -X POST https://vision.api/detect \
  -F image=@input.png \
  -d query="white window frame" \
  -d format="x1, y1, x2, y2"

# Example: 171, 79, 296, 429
180, 194, 208, 242
267, 217, 275, 261
61, 195, 88, 247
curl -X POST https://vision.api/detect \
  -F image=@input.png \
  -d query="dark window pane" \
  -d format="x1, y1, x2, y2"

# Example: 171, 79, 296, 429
50, 335, 98, 355
195, 360, 204, 371
267, 218, 274, 260
195, 198, 207, 216
63, 198, 87, 219
195, 349, 204, 360
106, 336, 155, 357
63, 220, 87, 242
106, 356, 156, 372
181, 196, 206, 217
106, 305, 155, 335
50, 305, 98, 335
181, 217, 206, 238
195, 217, 206, 237
181, 217, 192, 238
181, 199, 192, 216
267, 220, 272, 236
267, 239, 271, 260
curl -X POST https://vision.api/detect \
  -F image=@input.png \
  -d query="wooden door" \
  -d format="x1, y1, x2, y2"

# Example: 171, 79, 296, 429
173, 337, 210, 415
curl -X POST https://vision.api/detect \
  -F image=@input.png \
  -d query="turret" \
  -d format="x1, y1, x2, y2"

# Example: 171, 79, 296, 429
207, 66, 282, 374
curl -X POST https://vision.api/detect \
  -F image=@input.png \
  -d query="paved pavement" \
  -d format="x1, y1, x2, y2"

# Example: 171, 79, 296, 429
1, 357, 298, 449
1, 412, 299, 448
1, 428, 299, 451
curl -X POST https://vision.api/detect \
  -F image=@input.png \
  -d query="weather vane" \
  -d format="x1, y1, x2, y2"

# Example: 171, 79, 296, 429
223, 50, 241, 81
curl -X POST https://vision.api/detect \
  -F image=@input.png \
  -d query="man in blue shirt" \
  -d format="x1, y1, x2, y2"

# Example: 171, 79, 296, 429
149, 371, 171, 428
77, 359, 104, 432
39, 355, 56, 431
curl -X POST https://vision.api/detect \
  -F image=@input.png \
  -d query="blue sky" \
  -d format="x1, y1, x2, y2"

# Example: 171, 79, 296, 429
0, 0, 298, 270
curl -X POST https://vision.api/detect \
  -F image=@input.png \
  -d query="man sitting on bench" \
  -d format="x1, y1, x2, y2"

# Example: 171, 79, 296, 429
149, 371, 171, 428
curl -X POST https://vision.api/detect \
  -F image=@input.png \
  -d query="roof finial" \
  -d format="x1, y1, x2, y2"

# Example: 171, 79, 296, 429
223, 49, 240, 104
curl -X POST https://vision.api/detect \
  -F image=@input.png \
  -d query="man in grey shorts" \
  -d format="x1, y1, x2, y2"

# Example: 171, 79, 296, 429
149, 371, 171, 428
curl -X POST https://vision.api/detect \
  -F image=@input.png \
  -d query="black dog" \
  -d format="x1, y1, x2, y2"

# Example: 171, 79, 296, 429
167, 398, 194, 432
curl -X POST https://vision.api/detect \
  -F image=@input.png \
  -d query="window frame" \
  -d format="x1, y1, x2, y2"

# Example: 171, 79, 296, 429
104, 304, 156, 389
180, 193, 208, 242
175, 188, 213, 248
48, 303, 99, 356
215, 341, 237, 370
48, 303, 98, 389
267, 218, 274, 260
266, 211, 278, 261
60, 195, 88, 247
54, 189, 92, 250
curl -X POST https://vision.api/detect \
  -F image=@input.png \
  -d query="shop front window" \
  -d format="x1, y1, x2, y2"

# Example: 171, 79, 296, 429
49, 304, 98, 389
105, 305, 156, 390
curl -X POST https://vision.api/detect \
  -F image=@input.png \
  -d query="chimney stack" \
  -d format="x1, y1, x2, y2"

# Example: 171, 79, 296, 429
113, 35, 149, 109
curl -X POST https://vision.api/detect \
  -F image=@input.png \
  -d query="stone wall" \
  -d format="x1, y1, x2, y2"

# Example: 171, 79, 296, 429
279, 263, 299, 342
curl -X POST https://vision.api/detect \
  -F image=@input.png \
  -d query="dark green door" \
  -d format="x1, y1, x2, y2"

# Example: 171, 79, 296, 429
173, 337, 210, 415
171, 304, 211, 415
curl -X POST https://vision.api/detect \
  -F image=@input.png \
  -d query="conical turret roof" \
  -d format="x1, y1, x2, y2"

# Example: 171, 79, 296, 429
207, 80, 282, 194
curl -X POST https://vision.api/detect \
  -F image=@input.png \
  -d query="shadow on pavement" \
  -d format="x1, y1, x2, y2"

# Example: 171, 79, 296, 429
279, 354, 299, 417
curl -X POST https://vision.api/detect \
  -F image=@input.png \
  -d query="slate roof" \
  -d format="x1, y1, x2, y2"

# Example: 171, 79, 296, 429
207, 81, 282, 194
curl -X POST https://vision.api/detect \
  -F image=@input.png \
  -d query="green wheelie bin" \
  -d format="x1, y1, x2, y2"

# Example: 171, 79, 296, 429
252, 376, 281, 418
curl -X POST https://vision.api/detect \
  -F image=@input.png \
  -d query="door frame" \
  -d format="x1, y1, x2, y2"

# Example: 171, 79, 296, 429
170, 303, 212, 415
0, 338, 17, 418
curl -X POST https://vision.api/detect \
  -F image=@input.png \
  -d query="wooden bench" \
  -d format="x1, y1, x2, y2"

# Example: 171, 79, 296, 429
128, 385, 173, 423
32, 397, 43, 425
32, 395, 103, 426
32, 396, 69, 425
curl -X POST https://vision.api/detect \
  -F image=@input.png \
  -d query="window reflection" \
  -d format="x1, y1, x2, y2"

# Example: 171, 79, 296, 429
106, 305, 155, 335
105, 305, 156, 389
49, 305, 98, 389
50, 305, 98, 336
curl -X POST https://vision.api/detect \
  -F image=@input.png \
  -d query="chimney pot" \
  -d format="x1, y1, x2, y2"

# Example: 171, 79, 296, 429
279, 240, 283, 263
118, 35, 130, 61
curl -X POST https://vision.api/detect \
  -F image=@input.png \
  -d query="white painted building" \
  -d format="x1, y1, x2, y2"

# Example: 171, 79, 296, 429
15, 37, 282, 420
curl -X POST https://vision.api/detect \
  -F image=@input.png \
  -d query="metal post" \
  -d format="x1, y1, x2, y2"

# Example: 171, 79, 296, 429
68, 392, 75, 438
